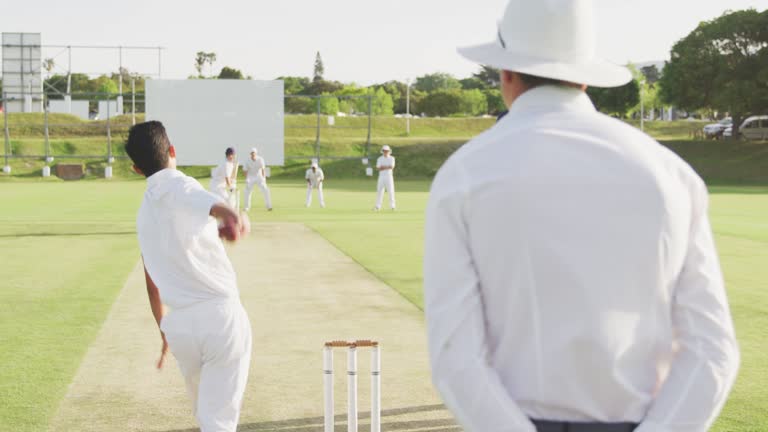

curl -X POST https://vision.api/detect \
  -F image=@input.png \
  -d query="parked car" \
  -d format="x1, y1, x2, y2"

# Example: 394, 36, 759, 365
738, 115, 768, 141
703, 118, 732, 139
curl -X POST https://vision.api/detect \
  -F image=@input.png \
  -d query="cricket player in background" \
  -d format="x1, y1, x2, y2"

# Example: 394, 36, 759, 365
242, 147, 272, 212
305, 161, 325, 208
374, 145, 396, 211
210, 147, 238, 208
125, 121, 252, 432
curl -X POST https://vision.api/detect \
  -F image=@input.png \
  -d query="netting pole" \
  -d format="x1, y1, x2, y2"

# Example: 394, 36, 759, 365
106, 97, 112, 161
315, 96, 321, 162
366, 94, 372, 159
44, 96, 50, 161
3, 92, 10, 170
131, 78, 136, 126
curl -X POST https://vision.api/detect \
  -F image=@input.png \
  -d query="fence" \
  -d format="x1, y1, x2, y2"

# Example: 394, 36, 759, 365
1, 91, 374, 176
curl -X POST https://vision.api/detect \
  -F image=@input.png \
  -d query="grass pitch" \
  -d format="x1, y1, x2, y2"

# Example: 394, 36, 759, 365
0, 179, 765, 431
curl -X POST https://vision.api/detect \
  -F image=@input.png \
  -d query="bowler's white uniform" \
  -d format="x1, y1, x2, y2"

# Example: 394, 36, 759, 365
425, 86, 739, 431
375, 155, 396, 209
243, 156, 272, 210
305, 167, 325, 207
137, 168, 252, 432
210, 160, 237, 208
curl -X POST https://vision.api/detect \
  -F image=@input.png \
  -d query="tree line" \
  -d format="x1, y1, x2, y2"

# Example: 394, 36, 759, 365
7, 7, 763, 124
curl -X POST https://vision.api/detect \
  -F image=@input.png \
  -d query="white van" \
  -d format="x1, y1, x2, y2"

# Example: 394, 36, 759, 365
739, 116, 768, 141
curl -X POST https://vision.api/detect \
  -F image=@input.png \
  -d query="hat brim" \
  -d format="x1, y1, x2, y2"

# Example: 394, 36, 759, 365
458, 42, 632, 88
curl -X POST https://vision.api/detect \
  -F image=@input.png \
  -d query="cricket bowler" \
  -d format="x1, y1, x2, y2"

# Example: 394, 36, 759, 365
125, 121, 252, 432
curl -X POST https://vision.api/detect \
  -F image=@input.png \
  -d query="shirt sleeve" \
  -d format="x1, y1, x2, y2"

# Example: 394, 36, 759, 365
174, 177, 224, 229
376, 157, 382, 168
635, 178, 739, 432
391, 157, 396, 168
318, 169, 324, 180
305, 169, 310, 180
424, 161, 537, 432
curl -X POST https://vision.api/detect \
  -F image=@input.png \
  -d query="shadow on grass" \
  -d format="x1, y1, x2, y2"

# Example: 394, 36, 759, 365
162, 404, 459, 432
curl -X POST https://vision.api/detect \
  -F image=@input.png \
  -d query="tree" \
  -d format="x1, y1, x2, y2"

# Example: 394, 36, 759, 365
313, 52, 325, 83
659, 9, 768, 139
93, 75, 119, 95
194, 52, 207, 77
205, 52, 217, 77
484, 89, 507, 115
587, 79, 641, 117
307, 79, 344, 95
459, 89, 488, 116
370, 88, 394, 116
278, 76, 311, 94
218, 66, 245, 79
42, 58, 55, 77
640, 65, 661, 85
419, 89, 464, 117
318, 93, 339, 115
414, 73, 461, 92
372, 81, 408, 113
194, 51, 217, 77
473, 65, 501, 88
460, 77, 486, 90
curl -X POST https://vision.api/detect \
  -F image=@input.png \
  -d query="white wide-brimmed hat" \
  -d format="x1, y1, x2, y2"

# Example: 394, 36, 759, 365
458, 0, 631, 88
250, 147, 258, 154
381, 145, 392, 153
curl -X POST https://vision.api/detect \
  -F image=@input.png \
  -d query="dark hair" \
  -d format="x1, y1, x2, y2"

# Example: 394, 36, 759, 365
226, 147, 236, 156
517, 73, 570, 89
125, 121, 171, 177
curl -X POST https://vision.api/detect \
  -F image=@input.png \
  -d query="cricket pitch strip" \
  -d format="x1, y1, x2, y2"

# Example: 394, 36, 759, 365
49, 223, 457, 432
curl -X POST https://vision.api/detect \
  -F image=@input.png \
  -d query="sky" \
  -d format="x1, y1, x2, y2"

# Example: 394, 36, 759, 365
2, 0, 768, 85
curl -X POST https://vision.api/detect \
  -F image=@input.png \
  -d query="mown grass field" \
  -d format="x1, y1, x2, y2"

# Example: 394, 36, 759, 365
0, 178, 766, 431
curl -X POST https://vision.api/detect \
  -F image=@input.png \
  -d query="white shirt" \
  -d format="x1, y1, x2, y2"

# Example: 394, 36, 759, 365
137, 169, 239, 309
376, 155, 396, 179
305, 167, 324, 187
244, 156, 266, 184
210, 160, 235, 190
424, 86, 739, 432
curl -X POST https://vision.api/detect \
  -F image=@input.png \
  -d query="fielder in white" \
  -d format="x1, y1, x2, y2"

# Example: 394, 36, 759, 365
126, 121, 252, 432
305, 161, 326, 208
242, 147, 272, 211
210, 147, 238, 209
374, 145, 396, 211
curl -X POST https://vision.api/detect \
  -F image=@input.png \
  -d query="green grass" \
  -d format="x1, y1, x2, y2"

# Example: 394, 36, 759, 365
0, 182, 142, 432
0, 180, 765, 431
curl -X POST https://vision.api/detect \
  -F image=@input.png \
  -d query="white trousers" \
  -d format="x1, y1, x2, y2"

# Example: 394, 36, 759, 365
306, 183, 325, 207
375, 176, 396, 209
212, 186, 238, 209
244, 179, 272, 210
161, 299, 252, 432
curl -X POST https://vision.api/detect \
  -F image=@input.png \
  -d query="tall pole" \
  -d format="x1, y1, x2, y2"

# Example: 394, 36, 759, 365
118, 46, 123, 94
44, 98, 50, 161
315, 97, 321, 162
3, 92, 10, 172
406, 79, 411, 136
107, 99, 112, 162
366, 95, 372, 158
131, 77, 136, 125
640, 80, 645, 132
158, 48, 162, 78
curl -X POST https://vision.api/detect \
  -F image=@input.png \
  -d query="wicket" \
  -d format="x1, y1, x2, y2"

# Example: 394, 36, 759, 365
323, 340, 381, 432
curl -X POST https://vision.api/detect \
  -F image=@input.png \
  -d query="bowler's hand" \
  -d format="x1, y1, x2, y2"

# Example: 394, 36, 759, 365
211, 203, 247, 242
157, 333, 169, 370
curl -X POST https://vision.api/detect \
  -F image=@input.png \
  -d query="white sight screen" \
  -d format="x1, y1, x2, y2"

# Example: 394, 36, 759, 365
146, 80, 284, 166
